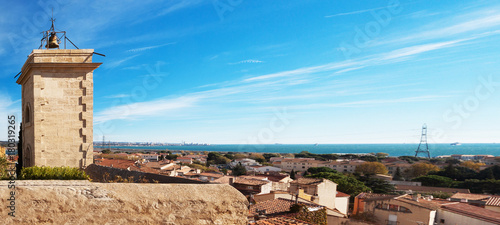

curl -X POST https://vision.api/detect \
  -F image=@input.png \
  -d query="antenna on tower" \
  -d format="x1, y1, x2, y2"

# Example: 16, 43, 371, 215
415, 123, 430, 159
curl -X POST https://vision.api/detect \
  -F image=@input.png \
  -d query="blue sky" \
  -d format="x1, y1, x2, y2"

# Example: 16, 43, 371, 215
1, 0, 500, 144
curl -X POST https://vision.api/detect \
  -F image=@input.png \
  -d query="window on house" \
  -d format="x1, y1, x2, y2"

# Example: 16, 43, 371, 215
247, 186, 253, 190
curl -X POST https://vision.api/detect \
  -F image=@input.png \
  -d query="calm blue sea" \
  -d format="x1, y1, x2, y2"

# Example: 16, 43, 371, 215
98, 143, 500, 157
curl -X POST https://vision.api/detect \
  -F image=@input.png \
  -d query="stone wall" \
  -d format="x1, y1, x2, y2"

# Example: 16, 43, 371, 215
85, 164, 206, 184
16, 50, 100, 168
0, 180, 249, 224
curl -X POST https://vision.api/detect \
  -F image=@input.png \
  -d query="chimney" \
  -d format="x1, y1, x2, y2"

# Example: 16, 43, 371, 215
229, 177, 234, 185
413, 194, 421, 202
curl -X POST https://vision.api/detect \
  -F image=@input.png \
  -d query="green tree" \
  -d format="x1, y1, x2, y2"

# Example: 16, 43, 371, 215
101, 149, 112, 154
263, 153, 279, 161
376, 152, 389, 158
359, 155, 378, 162
412, 175, 455, 187
249, 153, 266, 163
358, 176, 395, 194
355, 162, 388, 175
290, 169, 296, 179
232, 163, 247, 176
165, 154, 178, 160
307, 167, 336, 174
308, 172, 371, 197
393, 167, 403, 181
478, 165, 500, 180
409, 162, 439, 178
433, 164, 478, 181
0, 156, 9, 179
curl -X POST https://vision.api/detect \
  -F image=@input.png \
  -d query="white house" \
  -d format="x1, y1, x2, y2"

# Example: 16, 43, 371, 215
230, 158, 261, 167
139, 153, 158, 161
249, 165, 282, 173
335, 191, 350, 215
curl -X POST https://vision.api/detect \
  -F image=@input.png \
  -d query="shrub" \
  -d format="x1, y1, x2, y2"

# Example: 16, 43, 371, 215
20, 166, 89, 180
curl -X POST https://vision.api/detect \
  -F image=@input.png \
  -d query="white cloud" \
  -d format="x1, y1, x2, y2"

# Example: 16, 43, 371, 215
229, 59, 264, 65
104, 94, 131, 99
374, 10, 500, 47
157, 0, 203, 16
126, 42, 175, 53
94, 96, 198, 123
105, 55, 139, 69
325, 6, 389, 17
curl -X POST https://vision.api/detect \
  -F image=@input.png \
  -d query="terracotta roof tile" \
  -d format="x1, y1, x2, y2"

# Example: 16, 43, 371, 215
336, 191, 350, 197
235, 177, 269, 186
250, 198, 323, 216
252, 216, 314, 225
253, 174, 289, 182
355, 192, 395, 199
199, 172, 224, 178
395, 185, 470, 194
442, 203, 500, 224
395, 195, 442, 210
290, 178, 323, 185
450, 193, 491, 201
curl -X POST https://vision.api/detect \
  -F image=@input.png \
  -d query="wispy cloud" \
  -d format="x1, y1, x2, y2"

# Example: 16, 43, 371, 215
157, 0, 203, 16
105, 55, 140, 69
373, 11, 500, 47
126, 42, 176, 53
104, 94, 131, 99
334, 66, 366, 74
325, 6, 388, 17
229, 59, 264, 65
95, 96, 198, 123
245, 35, 486, 83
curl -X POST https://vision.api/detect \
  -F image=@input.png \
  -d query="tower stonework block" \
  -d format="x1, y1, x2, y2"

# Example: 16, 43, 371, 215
16, 49, 101, 168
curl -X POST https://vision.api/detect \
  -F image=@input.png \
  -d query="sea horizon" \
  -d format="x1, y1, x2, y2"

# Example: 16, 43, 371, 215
95, 143, 500, 157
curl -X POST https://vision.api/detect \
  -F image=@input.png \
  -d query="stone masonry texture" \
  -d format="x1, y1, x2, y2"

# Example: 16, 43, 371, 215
16, 50, 101, 168
0, 181, 249, 224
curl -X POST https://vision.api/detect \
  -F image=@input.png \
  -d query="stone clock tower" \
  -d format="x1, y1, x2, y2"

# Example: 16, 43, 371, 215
16, 20, 101, 168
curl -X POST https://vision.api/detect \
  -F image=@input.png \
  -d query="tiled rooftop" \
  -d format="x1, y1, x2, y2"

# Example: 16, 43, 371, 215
199, 172, 224, 178
251, 216, 314, 225
451, 193, 491, 201
442, 202, 500, 224
290, 178, 323, 185
356, 192, 396, 199
253, 174, 289, 182
336, 191, 350, 198
250, 198, 322, 216
234, 177, 269, 186
395, 195, 442, 210
395, 185, 470, 194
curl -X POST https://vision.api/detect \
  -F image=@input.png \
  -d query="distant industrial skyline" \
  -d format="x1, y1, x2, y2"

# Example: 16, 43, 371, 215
1, 0, 500, 144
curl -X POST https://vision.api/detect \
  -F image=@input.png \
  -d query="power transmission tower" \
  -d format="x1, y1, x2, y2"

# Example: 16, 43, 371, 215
415, 124, 430, 159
